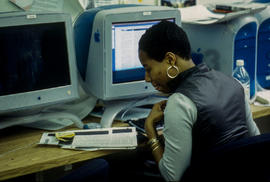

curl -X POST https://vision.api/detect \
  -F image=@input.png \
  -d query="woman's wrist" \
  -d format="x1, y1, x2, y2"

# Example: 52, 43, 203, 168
145, 126, 157, 139
147, 138, 160, 150
145, 121, 164, 163
147, 137, 159, 146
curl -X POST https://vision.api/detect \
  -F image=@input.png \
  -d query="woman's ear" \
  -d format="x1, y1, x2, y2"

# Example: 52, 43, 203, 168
165, 52, 177, 66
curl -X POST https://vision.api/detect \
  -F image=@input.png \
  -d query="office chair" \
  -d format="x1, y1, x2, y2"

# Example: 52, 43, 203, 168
182, 133, 270, 182
55, 159, 109, 182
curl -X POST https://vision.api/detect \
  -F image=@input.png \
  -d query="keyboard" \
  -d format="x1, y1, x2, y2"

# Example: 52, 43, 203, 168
71, 127, 137, 148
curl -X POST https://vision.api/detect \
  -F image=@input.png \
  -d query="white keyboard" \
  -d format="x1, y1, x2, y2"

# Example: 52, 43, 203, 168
71, 127, 137, 148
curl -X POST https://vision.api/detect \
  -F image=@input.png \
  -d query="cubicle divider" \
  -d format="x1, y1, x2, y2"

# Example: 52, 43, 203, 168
182, 15, 258, 101
255, 6, 270, 90
183, 4, 270, 100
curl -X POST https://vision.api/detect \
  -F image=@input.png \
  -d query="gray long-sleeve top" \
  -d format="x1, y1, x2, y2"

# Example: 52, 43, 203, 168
158, 93, 260, 182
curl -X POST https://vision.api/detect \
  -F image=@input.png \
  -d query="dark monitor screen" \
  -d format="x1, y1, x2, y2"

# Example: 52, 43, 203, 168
0, 22, 70, 96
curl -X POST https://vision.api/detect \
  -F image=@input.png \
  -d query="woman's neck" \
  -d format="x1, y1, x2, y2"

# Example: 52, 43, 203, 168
177, 58, 196, 73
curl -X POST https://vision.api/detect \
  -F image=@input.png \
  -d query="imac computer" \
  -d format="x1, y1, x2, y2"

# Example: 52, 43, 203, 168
0, 12, 79, 128
74, 5, 181, 128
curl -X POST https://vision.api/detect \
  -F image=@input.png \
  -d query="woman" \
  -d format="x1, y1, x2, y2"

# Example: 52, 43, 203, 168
138, 20, 260, 182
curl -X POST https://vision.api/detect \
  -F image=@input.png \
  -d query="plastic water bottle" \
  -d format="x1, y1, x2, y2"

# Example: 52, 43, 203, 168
233, 59, 250, 100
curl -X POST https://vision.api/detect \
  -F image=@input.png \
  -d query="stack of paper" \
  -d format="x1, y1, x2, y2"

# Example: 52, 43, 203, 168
179, 3, 266, 24
39, 127, 138, 151
179, 5, 225, 24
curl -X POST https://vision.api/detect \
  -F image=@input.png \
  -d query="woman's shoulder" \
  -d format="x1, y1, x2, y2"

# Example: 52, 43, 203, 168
165, 93, 198, 125
168, 93, 193, 105
167, 93, 197, 112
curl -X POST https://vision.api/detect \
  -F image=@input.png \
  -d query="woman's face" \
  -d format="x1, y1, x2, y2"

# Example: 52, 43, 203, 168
139, 50, 171, 93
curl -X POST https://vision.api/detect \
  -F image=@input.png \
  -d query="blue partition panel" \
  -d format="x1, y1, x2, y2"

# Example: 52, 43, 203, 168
234, 22, 257, 99
257, 18, 270, 89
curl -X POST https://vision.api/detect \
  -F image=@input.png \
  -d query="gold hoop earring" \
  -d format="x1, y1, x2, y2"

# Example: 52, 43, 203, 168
167, 65, 179, 79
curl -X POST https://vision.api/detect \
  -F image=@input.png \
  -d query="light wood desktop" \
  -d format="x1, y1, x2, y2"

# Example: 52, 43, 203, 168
0, 117, 127, 181
0, 105, 269, 181
251, 104, 270, 120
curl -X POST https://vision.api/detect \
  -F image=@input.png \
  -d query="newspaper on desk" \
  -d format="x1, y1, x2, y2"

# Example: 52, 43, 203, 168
39, 127, 138, 151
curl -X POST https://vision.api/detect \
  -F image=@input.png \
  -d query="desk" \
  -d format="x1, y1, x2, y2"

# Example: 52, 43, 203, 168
0, 118, 127, 181
251, 104, 270, 119
0, 105, 269, 181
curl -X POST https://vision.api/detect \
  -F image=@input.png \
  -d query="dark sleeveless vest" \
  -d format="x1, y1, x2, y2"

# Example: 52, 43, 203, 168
169, 63, 249, 159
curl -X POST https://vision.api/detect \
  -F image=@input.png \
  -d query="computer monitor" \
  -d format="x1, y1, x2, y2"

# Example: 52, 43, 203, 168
74, 5, 181, 127
0, 12, 79, 121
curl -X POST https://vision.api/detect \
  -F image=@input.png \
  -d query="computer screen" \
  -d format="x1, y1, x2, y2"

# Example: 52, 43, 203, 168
75, 5, 181, 101
74, 5, 181, 127
112, 20, 174, 84
0, 12, 79, 115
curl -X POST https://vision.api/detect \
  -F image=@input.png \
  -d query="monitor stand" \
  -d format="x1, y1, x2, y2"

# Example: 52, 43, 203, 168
99, 95, 167, 128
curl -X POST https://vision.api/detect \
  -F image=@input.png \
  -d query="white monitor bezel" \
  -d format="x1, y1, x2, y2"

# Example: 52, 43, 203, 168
86, 6, 181, 101
0, 12, 79, 114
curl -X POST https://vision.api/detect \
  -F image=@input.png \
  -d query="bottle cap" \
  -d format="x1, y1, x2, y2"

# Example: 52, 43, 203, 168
236, 59, 244, 66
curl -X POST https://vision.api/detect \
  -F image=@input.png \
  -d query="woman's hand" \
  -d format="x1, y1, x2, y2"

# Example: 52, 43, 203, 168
145, 100, 167, 137
148, 100, 167, 123
145, 100, 166, 163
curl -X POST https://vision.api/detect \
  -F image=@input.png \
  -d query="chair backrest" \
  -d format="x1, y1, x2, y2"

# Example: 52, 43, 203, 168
182, 133, 270, 182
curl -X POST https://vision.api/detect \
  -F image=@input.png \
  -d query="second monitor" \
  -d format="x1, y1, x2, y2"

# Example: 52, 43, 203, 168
74, 5, 181, 127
